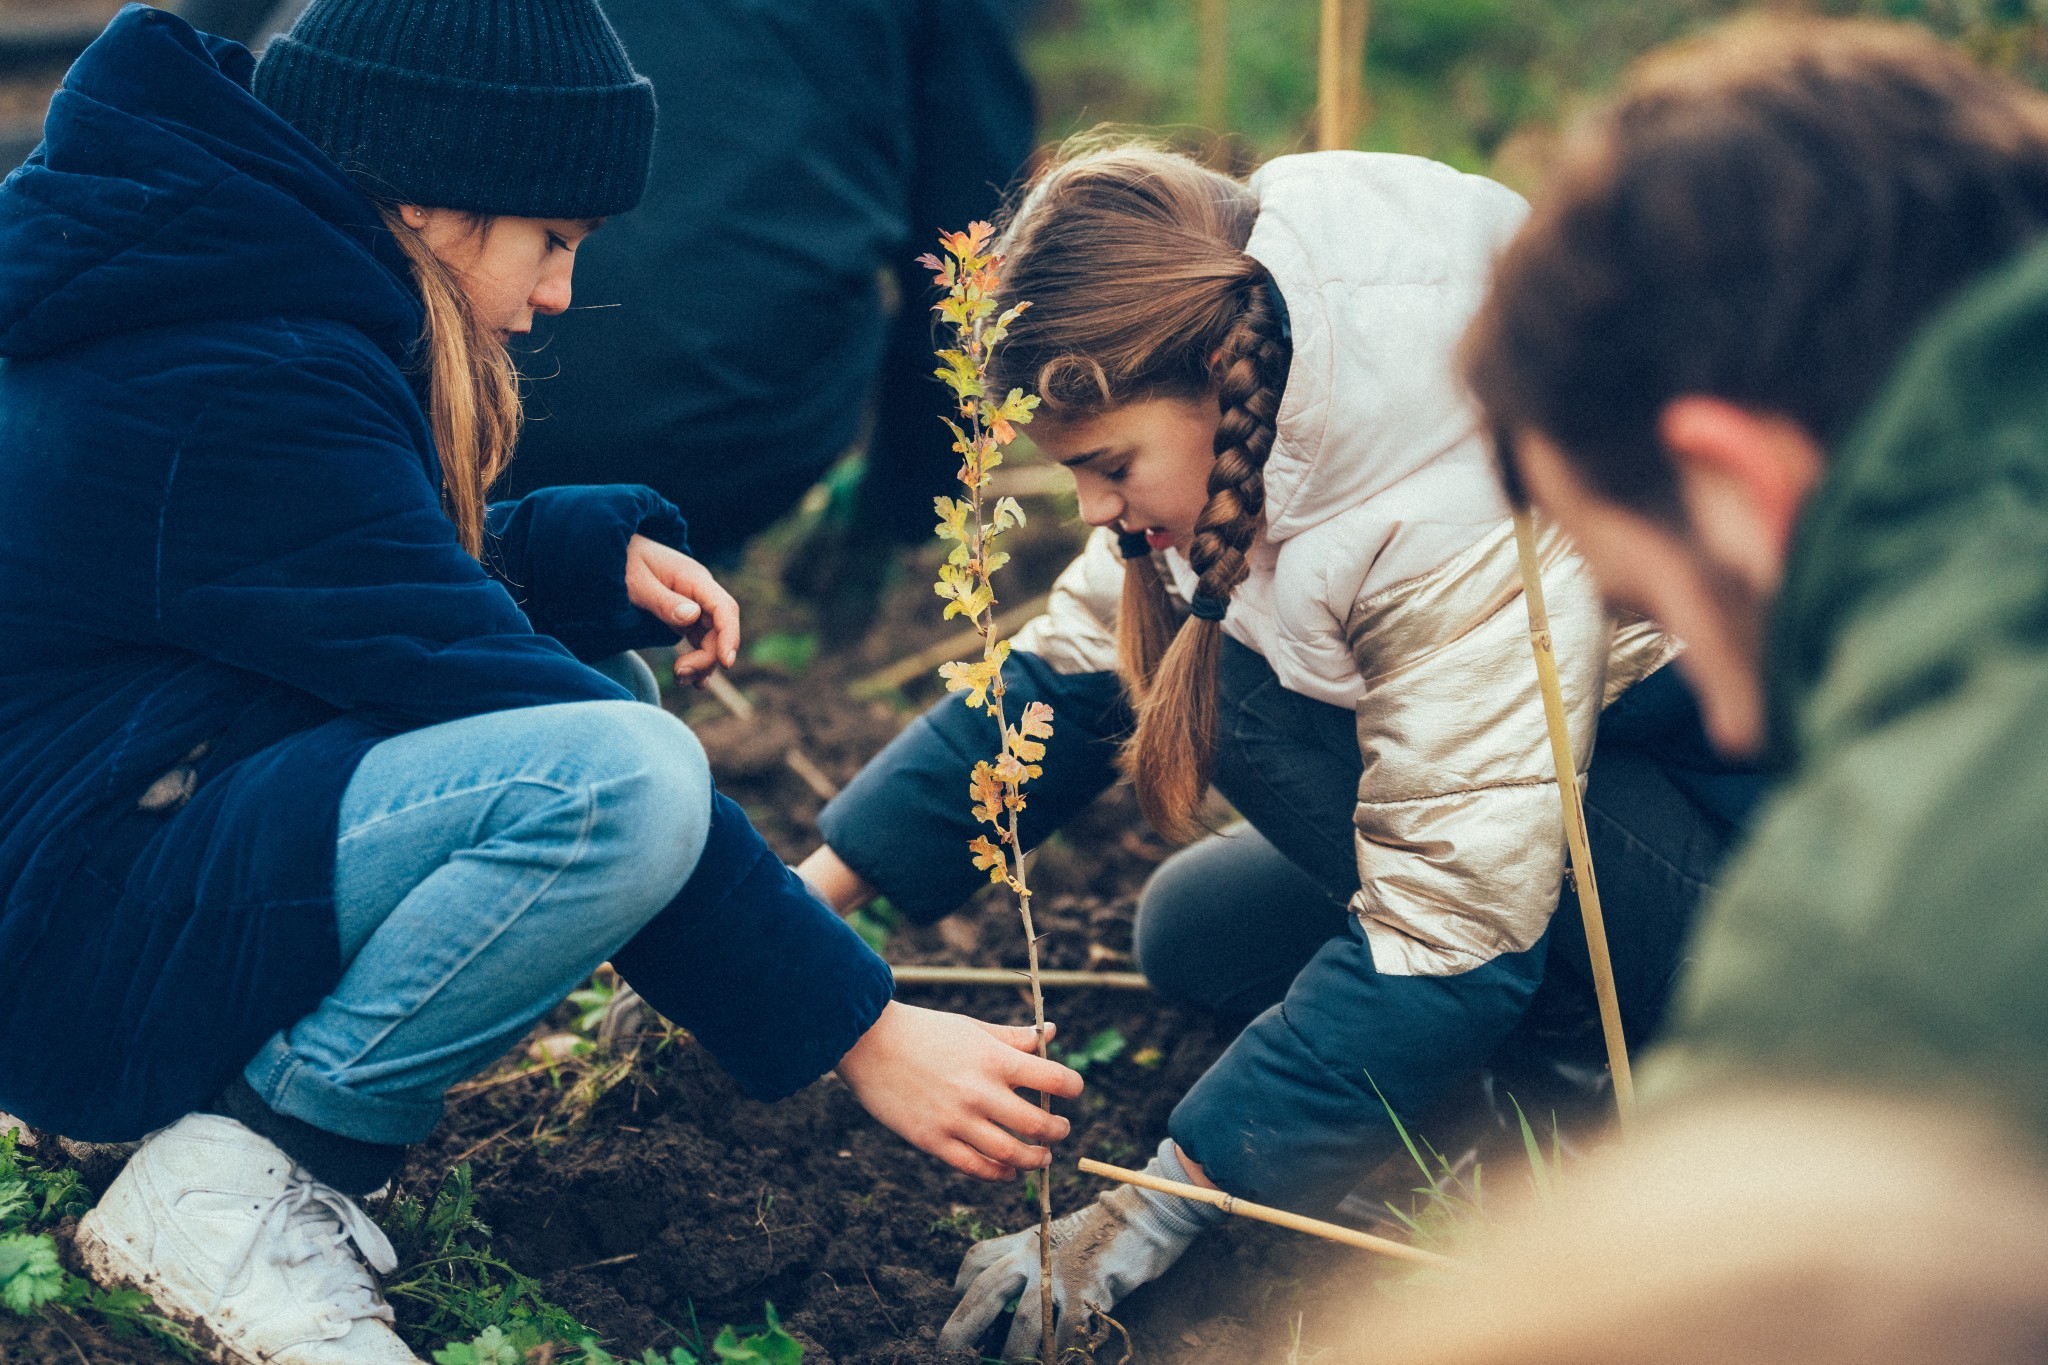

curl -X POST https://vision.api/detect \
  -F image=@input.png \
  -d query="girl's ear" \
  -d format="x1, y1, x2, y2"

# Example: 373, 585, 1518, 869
397, 203, 431, 230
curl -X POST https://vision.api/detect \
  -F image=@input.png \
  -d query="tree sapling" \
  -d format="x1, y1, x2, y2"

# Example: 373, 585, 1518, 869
917, 221, 1059, 1361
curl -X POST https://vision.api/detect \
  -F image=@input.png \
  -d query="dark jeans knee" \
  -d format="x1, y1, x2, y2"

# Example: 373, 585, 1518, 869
1135, 826, 1351, 1018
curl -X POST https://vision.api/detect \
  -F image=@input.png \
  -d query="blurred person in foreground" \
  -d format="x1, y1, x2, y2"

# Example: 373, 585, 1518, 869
1356, 1091, 2048, 1365
1347, 26, 2048, 1364
1463, 14, 2048, 1141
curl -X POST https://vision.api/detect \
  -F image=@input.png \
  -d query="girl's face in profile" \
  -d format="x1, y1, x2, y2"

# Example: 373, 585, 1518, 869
1033, 394, 1220, 552
406, 208, 603, 343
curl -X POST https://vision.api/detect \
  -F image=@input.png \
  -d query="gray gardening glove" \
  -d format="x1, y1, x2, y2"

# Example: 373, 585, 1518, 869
939, 1139, 1225, 1360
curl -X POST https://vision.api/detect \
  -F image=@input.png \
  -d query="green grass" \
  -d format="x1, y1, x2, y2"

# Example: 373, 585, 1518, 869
1366, 1074, 1564, 1268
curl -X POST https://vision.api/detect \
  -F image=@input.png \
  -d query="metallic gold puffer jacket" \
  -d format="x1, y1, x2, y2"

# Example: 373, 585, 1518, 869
1016, 523, 1675, 978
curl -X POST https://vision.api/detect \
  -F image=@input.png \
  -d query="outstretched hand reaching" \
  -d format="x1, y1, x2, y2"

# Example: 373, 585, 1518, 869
836, 1001, 1084, 1182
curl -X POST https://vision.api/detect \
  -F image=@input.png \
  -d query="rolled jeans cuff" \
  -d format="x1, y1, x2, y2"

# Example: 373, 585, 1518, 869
242, 1035, 444, 1147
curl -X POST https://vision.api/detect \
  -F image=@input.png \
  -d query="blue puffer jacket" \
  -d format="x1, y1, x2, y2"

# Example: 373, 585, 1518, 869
0, 7, 890, 1141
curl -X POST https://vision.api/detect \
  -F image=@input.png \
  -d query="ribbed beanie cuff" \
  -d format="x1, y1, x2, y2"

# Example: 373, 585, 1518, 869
253, 0, 655, 219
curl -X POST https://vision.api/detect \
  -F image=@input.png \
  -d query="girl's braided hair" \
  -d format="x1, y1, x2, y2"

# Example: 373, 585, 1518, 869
988, 143, 1292, 842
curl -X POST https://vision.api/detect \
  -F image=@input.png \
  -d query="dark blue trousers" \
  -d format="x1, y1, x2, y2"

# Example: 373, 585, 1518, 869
1142, 644, 1764, 1056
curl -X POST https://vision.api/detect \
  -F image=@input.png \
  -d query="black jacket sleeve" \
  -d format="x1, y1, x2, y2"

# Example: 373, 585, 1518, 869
484, 484, 693, 661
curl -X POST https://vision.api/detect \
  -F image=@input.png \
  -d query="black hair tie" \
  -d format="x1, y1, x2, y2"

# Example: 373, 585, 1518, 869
1189, 592, 1229, 622
1264, 279, 1293, 344
1117, 529, 1153, 560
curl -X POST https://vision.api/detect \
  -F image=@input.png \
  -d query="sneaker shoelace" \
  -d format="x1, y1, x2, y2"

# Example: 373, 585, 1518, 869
213, 1171, 400, 1335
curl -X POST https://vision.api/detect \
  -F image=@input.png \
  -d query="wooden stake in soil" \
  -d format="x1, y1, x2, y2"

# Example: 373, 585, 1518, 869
1512, 509, 1635, 1127
917, 223, 1058, 1362
1316, 0, 1370, 150
1078, 1159, 1458, 1268
1198, 0, 1229, 132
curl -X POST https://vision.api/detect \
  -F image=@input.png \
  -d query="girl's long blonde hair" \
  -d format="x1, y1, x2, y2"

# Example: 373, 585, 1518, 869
376, 205, 522, 557
989, 144, 1291, 843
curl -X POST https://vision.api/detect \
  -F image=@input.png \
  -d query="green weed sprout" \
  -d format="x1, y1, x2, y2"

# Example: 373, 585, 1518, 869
384, 1163, 591, 1356
0, 1128, 197, 1356
916, 221, 1056, 1360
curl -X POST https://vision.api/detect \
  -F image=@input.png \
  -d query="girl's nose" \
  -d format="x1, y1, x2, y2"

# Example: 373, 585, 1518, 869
531, 267, 573, 317
1074, 481, 1123, 529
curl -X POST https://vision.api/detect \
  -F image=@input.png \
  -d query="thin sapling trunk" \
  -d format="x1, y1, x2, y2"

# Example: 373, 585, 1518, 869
917, 223, 1058, 1362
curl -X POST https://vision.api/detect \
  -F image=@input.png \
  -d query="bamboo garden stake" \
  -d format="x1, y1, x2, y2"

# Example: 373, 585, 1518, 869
1316, 0, 1370, 150
1511, 509, 1636, 1126
1198, 0, 1229, 132
1078, 1159, 1458, 1269
917, 223, 1061, 1362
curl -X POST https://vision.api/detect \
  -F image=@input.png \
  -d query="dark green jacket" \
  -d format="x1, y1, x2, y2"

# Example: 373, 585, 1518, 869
1652, 237, 2048, 1135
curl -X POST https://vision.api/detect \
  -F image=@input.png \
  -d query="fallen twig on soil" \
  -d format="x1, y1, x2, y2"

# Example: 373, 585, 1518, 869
1077, 1159, 1459, 1268
562, 1252, 639, 1274
1512, 509, 1634, 1127
847, 592, 1049, 701
890, 966, 1149, 989
702, 670, 840, 799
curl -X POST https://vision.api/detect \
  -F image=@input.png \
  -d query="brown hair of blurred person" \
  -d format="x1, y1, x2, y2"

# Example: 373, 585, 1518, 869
1354, 1091, 2048, 1365
1463, 16, 2048, 519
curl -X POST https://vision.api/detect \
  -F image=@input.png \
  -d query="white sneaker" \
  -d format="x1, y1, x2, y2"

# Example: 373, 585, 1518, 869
75, 1113, 420, 1364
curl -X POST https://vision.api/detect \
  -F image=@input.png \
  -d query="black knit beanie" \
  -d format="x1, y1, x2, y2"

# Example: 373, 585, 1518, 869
252, 0, 656, 219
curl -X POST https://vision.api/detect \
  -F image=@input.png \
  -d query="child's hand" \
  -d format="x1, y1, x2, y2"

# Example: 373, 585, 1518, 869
624, 535, 740, 686
836, 1001, 1084, 1181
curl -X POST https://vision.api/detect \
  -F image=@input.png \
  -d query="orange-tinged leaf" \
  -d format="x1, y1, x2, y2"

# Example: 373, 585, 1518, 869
993, 751, 1040, 785
1019, 701, 1054, 739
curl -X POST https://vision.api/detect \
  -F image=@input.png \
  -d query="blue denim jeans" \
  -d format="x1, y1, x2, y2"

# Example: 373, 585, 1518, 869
241, 653, 709, 1145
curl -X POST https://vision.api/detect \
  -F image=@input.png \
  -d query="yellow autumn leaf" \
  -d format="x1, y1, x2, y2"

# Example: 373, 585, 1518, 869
938, 657, 999, 710
968, 834, 1006, 883
1004, 725, 1046, 765
969, 761, 1004, 825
